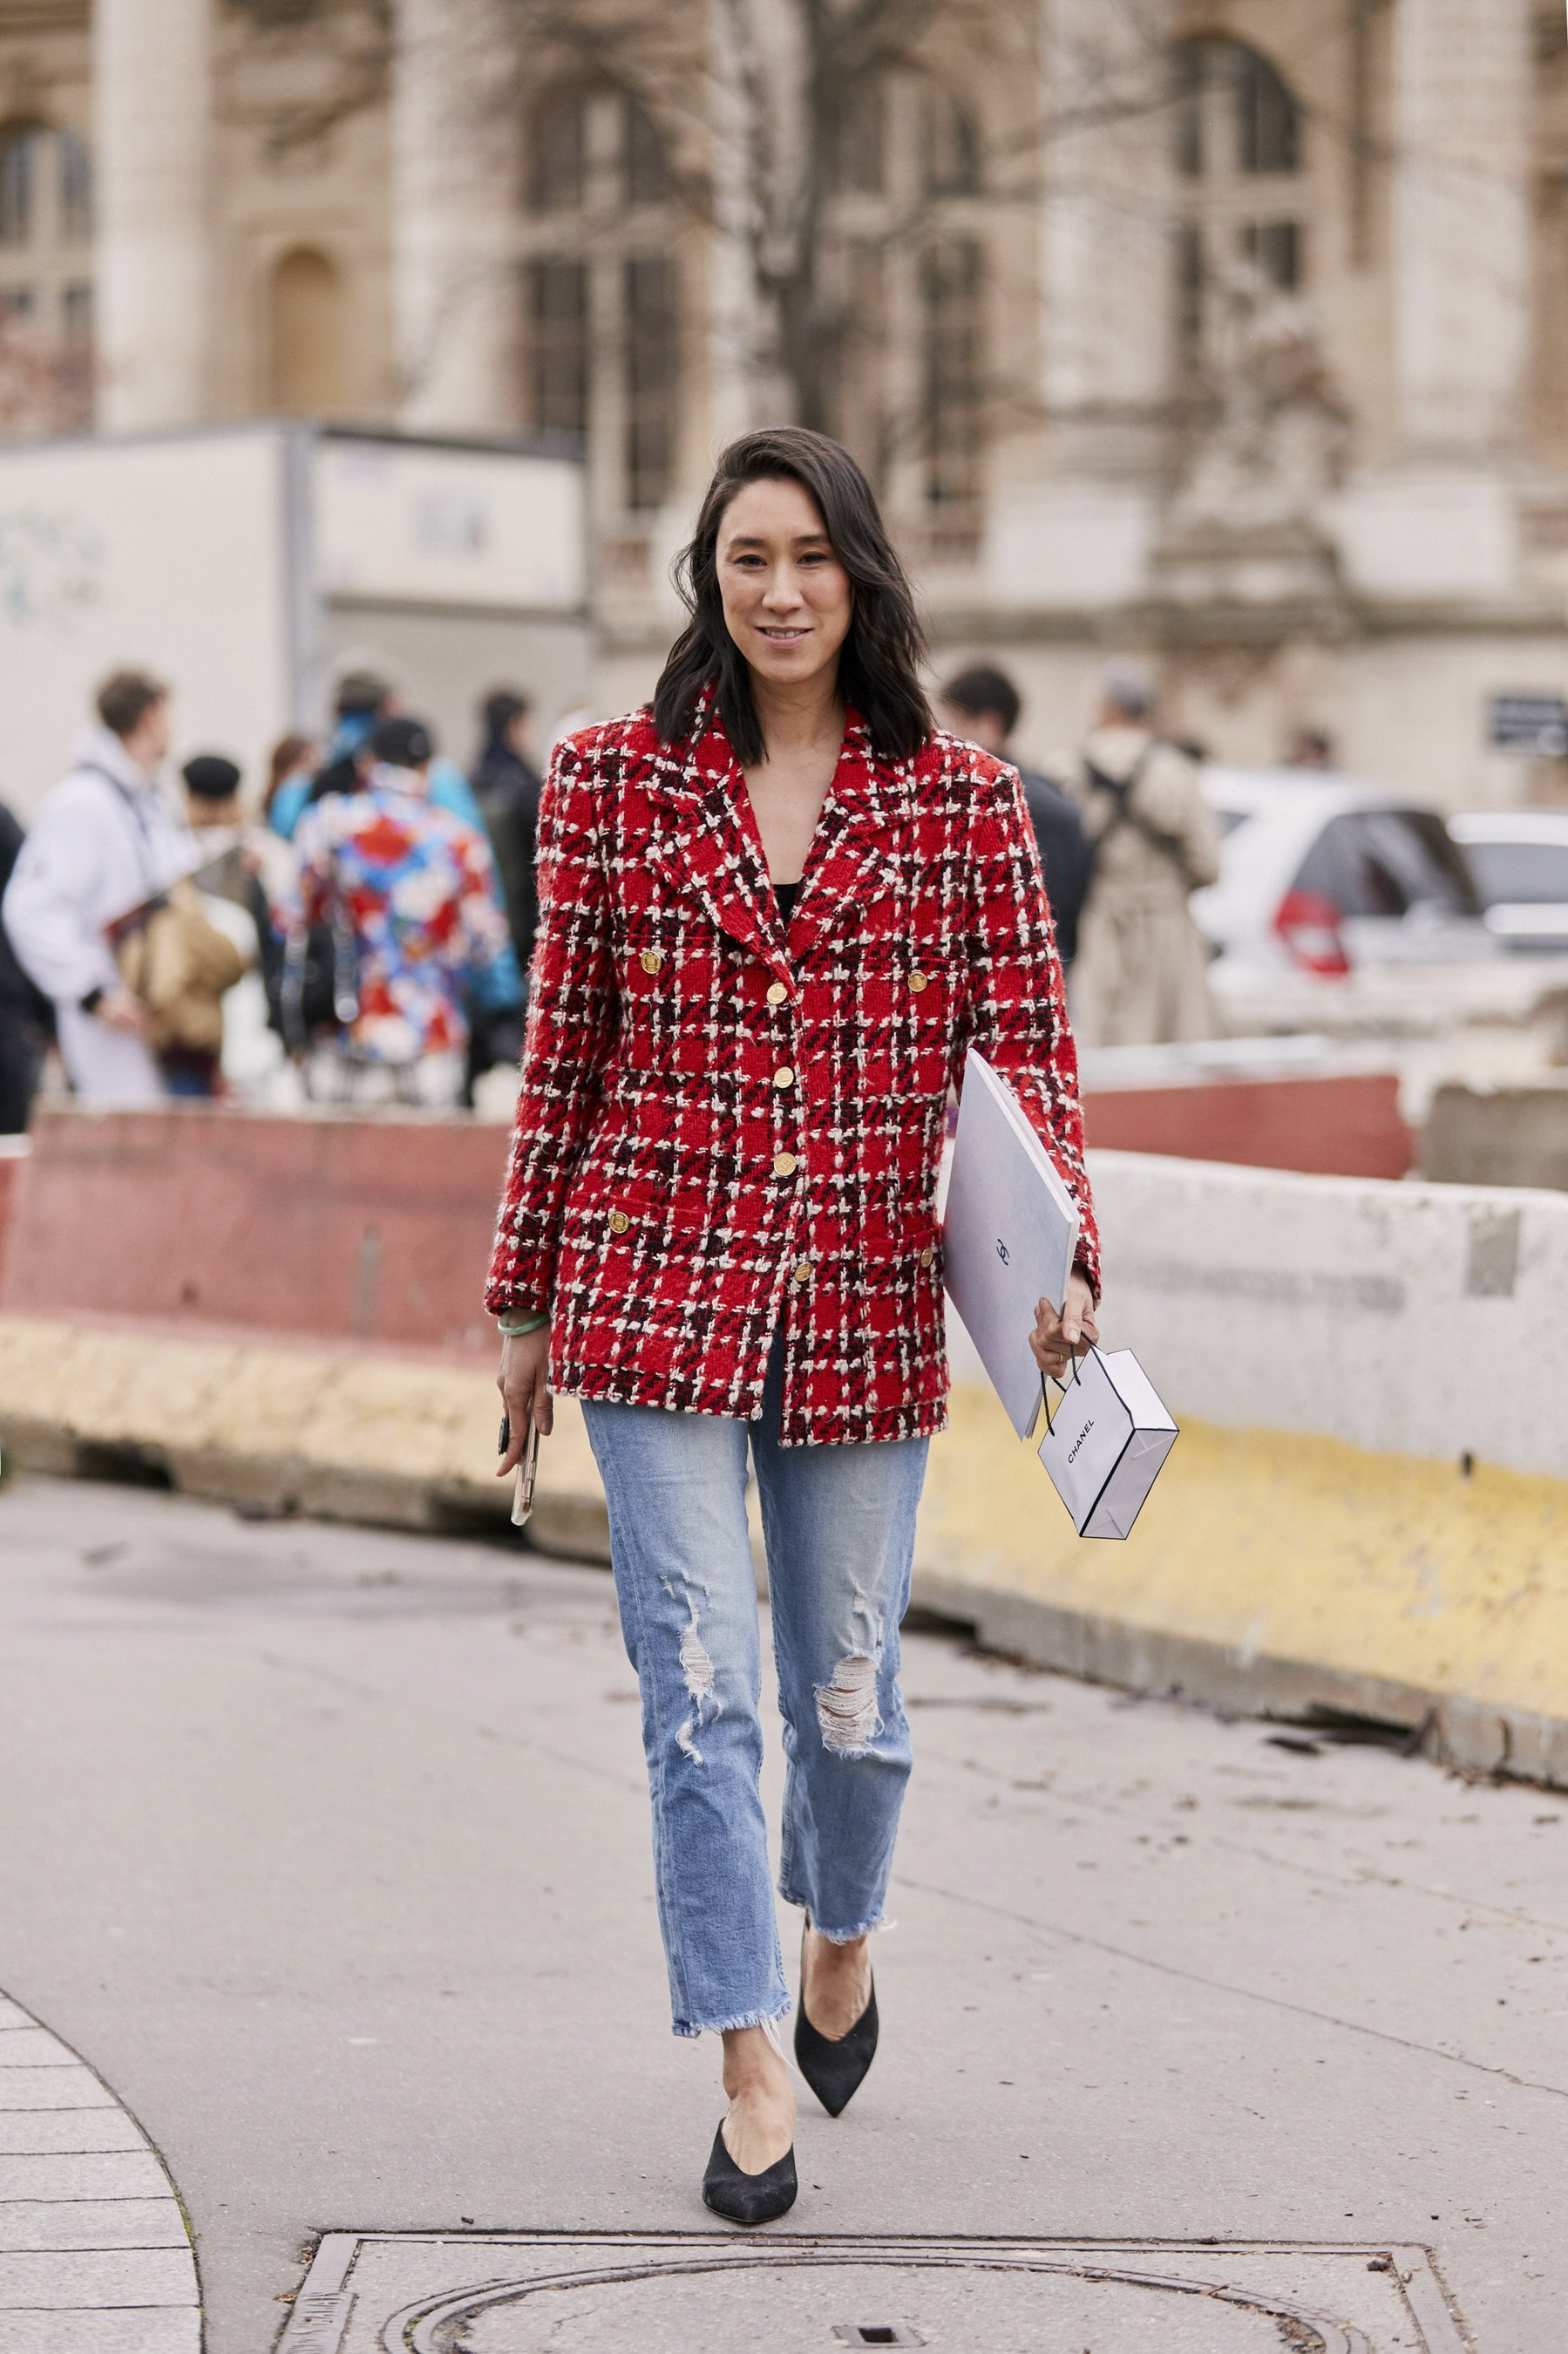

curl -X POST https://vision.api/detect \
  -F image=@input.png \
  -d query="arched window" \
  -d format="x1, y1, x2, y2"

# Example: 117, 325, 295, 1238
807, 72, 988, 520
918, 86, 986, 518
268, 246, 348, 416
0, 125, 39, 247
625, 99, 671, 208
825, 77, 886, 197
526, 89, 586, 216
0, 119, 93, 432
924, 91, 981, 199
921, 237, 985, 509
519, 88, 679, 514
1174, 39, 1305, 368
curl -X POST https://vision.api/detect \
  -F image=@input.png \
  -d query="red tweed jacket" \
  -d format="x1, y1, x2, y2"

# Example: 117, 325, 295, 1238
485, 699, 1100, 1446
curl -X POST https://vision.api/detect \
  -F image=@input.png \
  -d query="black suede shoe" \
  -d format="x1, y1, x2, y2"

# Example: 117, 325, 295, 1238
702, 2121, 798, 2225
794, 1974, 879, 2117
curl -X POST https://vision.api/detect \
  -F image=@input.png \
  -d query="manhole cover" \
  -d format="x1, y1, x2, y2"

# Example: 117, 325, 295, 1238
277, 2233, 1466, 2354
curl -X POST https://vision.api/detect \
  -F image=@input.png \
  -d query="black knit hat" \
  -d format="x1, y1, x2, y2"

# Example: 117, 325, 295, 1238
369, 716, 433, 771
182, 754, 242, 801
336, 668, 393, 718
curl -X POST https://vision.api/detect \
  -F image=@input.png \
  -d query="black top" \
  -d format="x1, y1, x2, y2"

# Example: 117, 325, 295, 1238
0, 801, 49, 1020
1016, 765, 1093, 967
773, 880, 799, 928
472, 741, 546, 963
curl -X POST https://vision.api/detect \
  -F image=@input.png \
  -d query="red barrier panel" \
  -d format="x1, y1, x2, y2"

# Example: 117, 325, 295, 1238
0, 1106, 511, 1354
0, 1152, 23, 1302
1082, 1072, 1411, 1180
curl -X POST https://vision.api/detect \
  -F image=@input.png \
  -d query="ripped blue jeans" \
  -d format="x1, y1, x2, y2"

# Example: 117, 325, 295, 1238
581, 1334, 929, 2038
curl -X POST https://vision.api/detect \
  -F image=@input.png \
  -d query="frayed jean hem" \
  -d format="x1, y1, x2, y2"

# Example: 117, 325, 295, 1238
782, 1894, 892, 1944
672, 1995, 793, 2040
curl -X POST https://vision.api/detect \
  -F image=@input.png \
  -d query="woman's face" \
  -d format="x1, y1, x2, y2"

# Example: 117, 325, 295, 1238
716, 477, 852, 696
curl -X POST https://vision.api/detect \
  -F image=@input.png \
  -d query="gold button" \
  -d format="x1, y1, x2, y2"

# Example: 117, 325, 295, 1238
920, 1245, 935, 1269
791, 1259, 813, 1283
908, 969, 928, 993
773, 1065, 795, 1090
766, 980, 788, 1006
640, 949, 663, 975
608, 1209, 630, 1235
773, 1152, 798, 1177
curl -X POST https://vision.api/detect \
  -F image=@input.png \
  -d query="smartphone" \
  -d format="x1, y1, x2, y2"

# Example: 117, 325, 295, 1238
511, 1418, 540, 1528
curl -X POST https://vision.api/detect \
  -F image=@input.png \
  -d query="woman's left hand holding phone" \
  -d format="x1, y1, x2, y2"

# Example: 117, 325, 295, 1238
497, 1325, 553, 1475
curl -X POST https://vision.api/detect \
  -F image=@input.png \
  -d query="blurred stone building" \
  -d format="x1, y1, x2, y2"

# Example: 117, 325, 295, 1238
0, 0, 1562, 803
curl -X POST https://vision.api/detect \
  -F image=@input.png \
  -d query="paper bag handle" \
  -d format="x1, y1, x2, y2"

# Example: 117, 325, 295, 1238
1039, 1339, 1091, 1435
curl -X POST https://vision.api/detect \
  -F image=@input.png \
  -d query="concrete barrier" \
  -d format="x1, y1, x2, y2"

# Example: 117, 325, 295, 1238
0, 1072, 1413, 1351
916, 1385, 1568, 1786
0, 1106, 509, 1356
4, 1149, 1567, 1788
924, 1150, 1568, 1780
1079, 1149, 1568, 1478
1421, 1076, 1568, 1193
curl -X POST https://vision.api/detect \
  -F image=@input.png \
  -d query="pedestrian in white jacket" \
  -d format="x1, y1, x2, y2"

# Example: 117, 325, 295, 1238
3, 671, 195, 1106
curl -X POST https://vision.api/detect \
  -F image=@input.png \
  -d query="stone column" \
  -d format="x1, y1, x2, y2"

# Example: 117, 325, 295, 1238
391, 0, 519, 432
1391, 0, 1531, 454
1039, 0, 1172, 426
988, 0, 1172, 608
93, 0, 212, 431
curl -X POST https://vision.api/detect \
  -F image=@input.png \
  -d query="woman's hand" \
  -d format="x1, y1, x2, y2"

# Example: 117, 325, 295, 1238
96, 986, 151, 1039
496, 1325, 553, 1475
1028, 1272, 1099, 1385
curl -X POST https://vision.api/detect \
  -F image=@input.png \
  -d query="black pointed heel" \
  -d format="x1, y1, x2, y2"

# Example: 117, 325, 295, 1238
794, 1974, 879, 2116
702, 2121, 798, 2225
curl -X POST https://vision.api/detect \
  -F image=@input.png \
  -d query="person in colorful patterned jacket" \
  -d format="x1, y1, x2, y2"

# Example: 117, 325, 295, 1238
488, 428, 1101, 2224
282, 716, 512, 1106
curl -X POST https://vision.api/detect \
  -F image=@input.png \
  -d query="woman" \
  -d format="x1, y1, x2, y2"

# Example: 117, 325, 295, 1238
262, 732, 317, 828
489, 427, 1100, 2224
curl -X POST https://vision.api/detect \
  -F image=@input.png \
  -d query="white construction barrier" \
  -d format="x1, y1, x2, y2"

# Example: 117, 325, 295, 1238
1075, 1150, 1568, 1480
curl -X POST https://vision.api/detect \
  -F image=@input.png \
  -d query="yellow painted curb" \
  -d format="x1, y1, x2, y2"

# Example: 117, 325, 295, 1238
921, 1383, 1568, 1734
4, 1315, 1567, 1778
0, 1316, 604, 1551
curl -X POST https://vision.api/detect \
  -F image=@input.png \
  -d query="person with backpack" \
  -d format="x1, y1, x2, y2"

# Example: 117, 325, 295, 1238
1067, 661, 1223, 1047
2, 671, 196, 1106
939, 664, 1092, 966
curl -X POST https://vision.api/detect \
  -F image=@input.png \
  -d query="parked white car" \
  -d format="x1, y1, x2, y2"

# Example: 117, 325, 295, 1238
1448, 810, 1568, 955
1193, 768, 1493, 986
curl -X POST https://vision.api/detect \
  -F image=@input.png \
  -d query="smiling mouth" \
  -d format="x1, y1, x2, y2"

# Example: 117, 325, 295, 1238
758, 625, 811, 642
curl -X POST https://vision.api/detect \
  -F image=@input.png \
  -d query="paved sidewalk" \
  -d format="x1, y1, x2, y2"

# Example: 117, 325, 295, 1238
0, 1473, 1564, 2351
0, 1993, 197, 2352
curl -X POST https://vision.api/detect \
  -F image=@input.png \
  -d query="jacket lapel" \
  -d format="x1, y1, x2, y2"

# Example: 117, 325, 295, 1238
643, 699, 913, 969
789, 716, 911, 957
644, 699, 786, 976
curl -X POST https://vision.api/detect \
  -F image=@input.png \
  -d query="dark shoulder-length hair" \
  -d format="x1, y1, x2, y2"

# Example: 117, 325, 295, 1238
653, 427, 932, 765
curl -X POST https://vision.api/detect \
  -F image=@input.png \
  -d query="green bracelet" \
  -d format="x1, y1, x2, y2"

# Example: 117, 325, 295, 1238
497, 1310, 549, 1337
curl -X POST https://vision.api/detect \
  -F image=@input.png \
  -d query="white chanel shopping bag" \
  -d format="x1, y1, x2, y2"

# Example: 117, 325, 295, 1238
1036, 1345, 1178, 1540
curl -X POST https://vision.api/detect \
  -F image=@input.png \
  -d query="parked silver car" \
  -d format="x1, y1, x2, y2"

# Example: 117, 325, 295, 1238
1193, 768, 1492, 984
1448, 810, 1568, 955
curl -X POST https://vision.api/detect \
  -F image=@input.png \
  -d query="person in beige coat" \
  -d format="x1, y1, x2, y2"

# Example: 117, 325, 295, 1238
1067, 663, 1223, 1048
